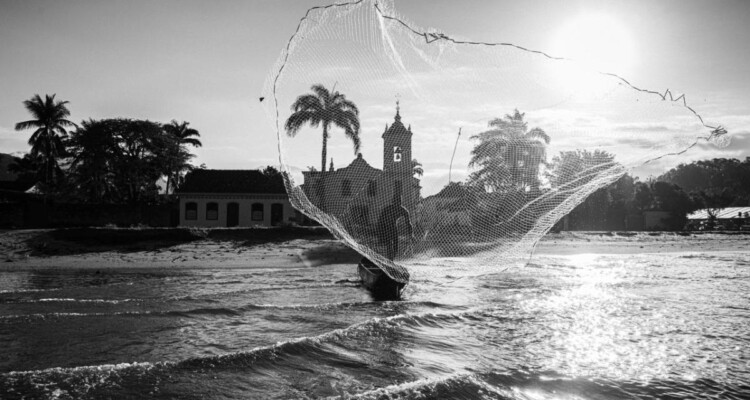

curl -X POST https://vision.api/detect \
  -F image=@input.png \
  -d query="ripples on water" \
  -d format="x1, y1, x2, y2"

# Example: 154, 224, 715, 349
1, 251, 749, 399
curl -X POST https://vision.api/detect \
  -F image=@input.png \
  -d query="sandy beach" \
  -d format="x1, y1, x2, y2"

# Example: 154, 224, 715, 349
1, 228, 748, 270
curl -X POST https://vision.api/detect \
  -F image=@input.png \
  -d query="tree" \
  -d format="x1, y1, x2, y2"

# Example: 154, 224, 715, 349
285, 84, 360, 210
262, 165, 282, 177
66, 118, 182, 203
547, 150, 628, 230
66, 119, 120, 202
548, 149, 615, 188
411, 159, 423, 178
113, 119, 174, 203
633, 182, 653, 212
14, 94, 76, 186
468, 109, 550, 192
7, 153, 44, 188
651, 181, 698, 229
658, 157, 750, 207
284, 84, 361, 173
162, 120, 202, 195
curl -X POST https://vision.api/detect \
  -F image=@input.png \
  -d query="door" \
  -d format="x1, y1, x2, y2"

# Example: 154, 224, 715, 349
226, 202, 239, 227
271, 203, 284, 226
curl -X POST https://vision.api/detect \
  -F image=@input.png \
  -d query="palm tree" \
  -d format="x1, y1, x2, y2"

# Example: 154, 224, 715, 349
468, 109, 550, 192
284, 84, 360, 173
164, 120, 202, 147
162, 120, 202, 195
14, 94, 76, 186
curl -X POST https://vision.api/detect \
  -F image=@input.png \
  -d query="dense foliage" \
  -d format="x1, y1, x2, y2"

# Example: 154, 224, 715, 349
468, 109, 550, 192
12, 94, 201, 204
657, 158, 750, 210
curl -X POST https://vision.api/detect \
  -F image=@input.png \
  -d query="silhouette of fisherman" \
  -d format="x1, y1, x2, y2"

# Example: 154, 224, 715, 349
376, 193, 413, 260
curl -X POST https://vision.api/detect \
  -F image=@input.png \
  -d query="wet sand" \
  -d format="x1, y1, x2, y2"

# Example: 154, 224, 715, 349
1, 228, 748, 270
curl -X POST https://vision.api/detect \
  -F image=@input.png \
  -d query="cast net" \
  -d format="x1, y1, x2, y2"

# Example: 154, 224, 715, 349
262, 0, 727, 282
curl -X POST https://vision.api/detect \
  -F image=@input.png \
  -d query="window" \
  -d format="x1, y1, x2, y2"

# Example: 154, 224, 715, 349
341, 179, 352, 197
367, 180, 377, 197
251, 203, 264, 221
185, 202, 197, 220
206, 202, 219, 220
393, 146, 402, 162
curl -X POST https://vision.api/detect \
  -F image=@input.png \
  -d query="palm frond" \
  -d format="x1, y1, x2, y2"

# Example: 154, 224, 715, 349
291, 94, 323, 113
310, 84, 331, 103
285, 111, 320, 136
15, 120, 42, 131
526, 127, 550, 144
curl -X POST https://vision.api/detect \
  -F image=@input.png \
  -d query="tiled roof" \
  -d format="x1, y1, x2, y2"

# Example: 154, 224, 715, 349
177, 169, 286, 194
433, 182, 480, 198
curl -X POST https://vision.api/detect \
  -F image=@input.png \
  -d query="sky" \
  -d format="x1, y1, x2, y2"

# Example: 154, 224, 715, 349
1, 0, 748, 194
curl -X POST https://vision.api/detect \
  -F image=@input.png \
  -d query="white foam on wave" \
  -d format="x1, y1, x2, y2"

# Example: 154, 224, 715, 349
2, 361, 164, 378
10, 298, 141, 304
1, 361, 167, 400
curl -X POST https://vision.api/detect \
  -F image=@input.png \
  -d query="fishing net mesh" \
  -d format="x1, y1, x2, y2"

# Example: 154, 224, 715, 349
263, 0, 727, 282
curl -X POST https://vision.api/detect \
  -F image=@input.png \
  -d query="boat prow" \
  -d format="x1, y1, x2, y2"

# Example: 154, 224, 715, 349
357, 258, 409, 300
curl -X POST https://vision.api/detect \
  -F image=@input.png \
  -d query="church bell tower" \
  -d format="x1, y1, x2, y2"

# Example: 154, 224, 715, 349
382, 101, 412, 174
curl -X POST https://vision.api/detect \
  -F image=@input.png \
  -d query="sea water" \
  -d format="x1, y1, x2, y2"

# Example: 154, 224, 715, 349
1, 250, 748, 399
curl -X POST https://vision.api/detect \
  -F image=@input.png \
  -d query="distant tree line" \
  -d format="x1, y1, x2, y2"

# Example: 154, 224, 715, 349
658, 158, 750, 213
11, 94, 202, 204
461, 109, 749, 231
560, 157, 750, 230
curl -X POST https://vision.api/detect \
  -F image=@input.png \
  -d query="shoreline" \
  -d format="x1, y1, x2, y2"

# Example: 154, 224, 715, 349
1, 228, 748, 270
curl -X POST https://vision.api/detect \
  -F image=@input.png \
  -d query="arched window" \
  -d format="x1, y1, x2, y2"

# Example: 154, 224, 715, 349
342, 179, 352, 197
185, 202, 197, 220
251, 203, 264, 222
206, 202, 219, 220
367, 180, 377, 197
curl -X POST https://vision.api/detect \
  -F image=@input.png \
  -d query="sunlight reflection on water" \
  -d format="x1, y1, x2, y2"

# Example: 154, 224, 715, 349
2, 251, 748, 399
520, 252, 747, 387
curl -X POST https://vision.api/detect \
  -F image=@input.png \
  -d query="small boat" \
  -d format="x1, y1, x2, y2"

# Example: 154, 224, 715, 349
357, 258, 409, 300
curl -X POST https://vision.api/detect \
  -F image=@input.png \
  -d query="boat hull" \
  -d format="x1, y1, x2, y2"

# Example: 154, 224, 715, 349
357, 258, 407, 300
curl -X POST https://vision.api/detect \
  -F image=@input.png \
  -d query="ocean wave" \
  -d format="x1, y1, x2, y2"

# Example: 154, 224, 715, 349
335, 370, 750, 400
250, 300, 451, 311
0, 306, 509, 399
0, 298, 142, 304
0, 361, 166, 400
174, 306, 499, 370
332, 372, 486, 400
0, 307, 242, 320
169, 281, 363, 301
0, 300, 459, 322
0, 288, 61, 294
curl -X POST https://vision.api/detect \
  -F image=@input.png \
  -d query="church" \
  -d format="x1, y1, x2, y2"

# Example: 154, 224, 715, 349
300, 104, 421, 230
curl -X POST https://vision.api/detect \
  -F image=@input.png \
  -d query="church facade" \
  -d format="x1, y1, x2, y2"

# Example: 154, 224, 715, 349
300, 106, 421, 230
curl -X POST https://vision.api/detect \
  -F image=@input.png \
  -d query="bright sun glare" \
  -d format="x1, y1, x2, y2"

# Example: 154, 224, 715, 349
553, 13, 636, 72
551, 13, 637, 93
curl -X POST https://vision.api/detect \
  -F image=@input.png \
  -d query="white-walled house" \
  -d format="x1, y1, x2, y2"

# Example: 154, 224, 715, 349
177, 169, 298, 227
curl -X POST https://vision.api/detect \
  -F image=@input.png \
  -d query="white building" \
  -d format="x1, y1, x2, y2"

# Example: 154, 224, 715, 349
300, 106, 421, 227
177, 169, 298, 227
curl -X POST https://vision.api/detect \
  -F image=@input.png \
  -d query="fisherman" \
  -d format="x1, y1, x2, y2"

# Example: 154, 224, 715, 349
376, 192, 413, 260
